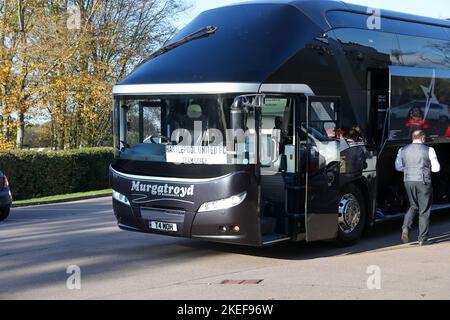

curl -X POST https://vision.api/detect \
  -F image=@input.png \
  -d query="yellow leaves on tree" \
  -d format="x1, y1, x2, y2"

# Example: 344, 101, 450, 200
0, 138, 14, 151
1, 0, 190, 150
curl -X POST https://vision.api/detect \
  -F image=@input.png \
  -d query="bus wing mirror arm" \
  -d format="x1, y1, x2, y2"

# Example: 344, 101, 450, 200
279, 154, 288, 173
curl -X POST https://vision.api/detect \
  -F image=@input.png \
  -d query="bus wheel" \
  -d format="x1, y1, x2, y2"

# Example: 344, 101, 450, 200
0, 207, 10, 222
335, 184, 366, 245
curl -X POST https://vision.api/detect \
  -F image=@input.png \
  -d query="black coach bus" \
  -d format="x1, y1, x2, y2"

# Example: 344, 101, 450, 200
110, 0, 450, 246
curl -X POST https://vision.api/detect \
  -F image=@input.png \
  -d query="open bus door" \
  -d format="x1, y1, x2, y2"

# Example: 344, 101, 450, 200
301, 96, 340, 242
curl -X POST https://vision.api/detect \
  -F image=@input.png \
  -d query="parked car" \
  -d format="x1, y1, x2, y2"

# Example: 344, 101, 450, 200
0, 171, 12, 221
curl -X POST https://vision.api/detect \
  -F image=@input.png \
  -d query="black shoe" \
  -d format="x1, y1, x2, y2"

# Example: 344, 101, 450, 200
401, 229, 409, 244
419, 240, 432, 246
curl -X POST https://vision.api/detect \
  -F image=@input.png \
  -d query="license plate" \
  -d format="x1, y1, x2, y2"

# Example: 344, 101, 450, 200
150, 221, 178, 232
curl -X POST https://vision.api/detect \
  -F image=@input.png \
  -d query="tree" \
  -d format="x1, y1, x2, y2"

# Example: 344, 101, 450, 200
0, 0, 47, 149
0, 0, 191, 150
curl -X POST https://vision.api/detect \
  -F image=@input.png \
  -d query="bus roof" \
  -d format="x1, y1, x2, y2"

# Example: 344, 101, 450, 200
221, 0, 450, 30
115, 0, 449, 90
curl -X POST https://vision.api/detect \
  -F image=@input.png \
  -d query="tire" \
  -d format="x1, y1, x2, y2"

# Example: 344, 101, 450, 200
0, 207, 10, 222
335, 184, 366, 246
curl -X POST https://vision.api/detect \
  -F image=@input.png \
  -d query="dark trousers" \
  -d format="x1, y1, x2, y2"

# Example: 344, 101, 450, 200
402, 181, 433, 242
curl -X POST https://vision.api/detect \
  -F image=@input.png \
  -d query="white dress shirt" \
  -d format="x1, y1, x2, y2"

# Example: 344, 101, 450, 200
395, 143, 440, 173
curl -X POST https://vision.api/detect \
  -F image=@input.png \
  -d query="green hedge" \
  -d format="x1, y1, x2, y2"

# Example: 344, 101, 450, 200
0, 148, 114, 200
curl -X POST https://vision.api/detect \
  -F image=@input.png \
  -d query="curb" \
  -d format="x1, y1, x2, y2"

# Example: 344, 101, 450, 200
12, 193, 111, 208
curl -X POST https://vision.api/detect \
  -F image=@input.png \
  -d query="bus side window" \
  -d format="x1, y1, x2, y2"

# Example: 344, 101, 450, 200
260, 98, 293, 170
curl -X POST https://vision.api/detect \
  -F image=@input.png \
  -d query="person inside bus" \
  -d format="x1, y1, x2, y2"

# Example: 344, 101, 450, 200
395, 130, 440, 246
341, 126, 368, 174
346, 125, 365, 143
273, 116, 285, 153
405, 107, 429, 137
274, 116, 283, 131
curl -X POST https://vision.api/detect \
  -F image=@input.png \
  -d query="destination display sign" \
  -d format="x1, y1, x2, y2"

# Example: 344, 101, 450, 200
166, 145, 228, 164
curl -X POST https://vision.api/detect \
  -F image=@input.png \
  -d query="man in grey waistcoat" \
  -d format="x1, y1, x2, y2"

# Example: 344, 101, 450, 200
395, 130, 440, 246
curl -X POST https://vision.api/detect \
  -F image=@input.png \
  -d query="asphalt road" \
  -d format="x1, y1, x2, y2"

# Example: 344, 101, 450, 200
1, 197, 450, 300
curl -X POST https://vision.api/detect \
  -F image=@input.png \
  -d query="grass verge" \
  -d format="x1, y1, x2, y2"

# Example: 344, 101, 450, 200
13, 189, 112, 206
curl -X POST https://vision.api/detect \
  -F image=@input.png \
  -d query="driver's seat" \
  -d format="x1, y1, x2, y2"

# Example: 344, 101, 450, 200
179, 104, 208, 145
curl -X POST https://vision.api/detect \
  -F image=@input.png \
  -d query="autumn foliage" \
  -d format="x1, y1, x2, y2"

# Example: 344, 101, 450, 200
0, 0, 189, 150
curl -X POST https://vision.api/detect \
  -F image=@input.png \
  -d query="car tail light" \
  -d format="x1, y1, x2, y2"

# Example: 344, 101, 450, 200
0, 176, 5, 191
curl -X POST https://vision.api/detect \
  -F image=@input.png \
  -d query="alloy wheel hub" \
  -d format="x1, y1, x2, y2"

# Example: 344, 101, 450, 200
338, 193, 361, 234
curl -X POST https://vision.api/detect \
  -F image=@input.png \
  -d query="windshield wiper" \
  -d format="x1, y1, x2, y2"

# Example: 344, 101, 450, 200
139, 25, 218, 65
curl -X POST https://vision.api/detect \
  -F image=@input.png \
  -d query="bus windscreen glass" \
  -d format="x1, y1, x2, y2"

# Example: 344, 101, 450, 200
114, 95, 265, 165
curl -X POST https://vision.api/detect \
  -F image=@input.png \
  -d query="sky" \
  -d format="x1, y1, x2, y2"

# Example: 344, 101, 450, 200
179, 0, 450, 27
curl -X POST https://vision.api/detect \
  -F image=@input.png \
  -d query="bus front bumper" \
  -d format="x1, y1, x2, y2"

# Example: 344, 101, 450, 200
112, 198, 257, 246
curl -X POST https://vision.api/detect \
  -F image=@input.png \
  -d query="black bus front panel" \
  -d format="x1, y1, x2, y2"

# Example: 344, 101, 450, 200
110, 165, 262, 246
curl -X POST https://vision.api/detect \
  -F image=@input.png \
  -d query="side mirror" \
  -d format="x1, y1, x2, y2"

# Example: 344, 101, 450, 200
279, 154, 287, 173
230, 94, 265, 131
232, 94, 265, 109
230, 107, 245, 131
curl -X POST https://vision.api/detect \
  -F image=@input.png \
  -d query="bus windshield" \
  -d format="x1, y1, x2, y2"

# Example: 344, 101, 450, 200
114, 94, 260, 165
114, 94, 296, 167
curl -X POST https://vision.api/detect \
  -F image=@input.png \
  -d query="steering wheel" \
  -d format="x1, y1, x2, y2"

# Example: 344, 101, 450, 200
150, 135, 172, 145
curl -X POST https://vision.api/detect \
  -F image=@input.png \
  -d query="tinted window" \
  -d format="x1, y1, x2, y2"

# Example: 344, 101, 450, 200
396, 35, 449, 69
120, 4, 320, 85
327, 11, 448, 40
335, 30, 450, 70
389, 68, 450, 141
333, 28, 400, 64
388, 19, 447, 39
327, 11, 368, 30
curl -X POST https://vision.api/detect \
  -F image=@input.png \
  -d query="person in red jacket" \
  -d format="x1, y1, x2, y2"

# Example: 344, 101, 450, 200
406, 107, 430, 131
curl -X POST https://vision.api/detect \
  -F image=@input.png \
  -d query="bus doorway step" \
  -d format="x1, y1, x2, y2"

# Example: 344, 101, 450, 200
262, 234, 291, 246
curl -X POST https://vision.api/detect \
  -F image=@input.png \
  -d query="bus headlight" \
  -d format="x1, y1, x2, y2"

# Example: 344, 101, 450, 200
198, 192, 247, 213
112, 191, 130, 206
